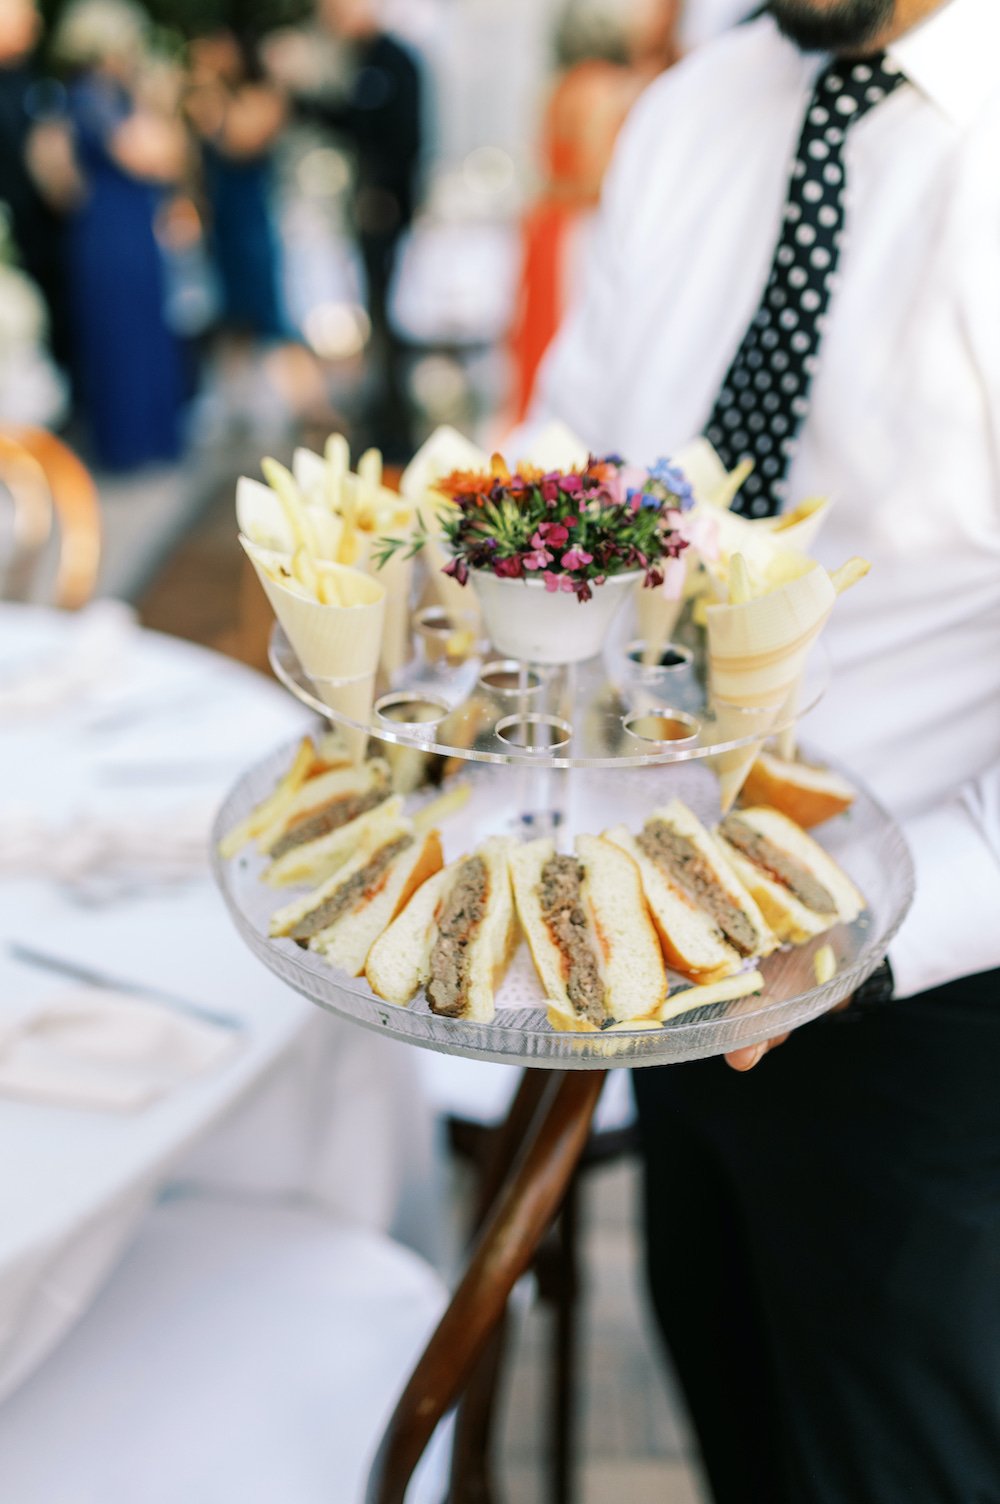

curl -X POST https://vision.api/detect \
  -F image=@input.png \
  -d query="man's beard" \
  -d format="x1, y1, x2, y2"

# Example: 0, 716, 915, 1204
767, 0, 895, 51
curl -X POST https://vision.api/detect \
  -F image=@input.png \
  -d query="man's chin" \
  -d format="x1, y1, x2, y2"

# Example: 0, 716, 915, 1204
766, 0, 895, 52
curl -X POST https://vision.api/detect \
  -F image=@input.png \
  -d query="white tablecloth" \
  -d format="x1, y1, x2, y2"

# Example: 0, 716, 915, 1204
0, 604, 442, 1401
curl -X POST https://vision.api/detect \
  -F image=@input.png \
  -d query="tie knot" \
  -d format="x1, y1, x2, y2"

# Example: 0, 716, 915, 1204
812, 52, 907, 123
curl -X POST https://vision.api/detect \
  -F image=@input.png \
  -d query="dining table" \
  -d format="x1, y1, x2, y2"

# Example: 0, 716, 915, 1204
0, 602, 443, 1404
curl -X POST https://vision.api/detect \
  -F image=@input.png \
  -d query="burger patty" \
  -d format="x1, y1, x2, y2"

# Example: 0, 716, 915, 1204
539, 855, 605, 1025
637, 820, 759, 957
719, 816, 836, 915
427, 856, 489, 1017
270, 787, 387, 859
290, 835, 412, 942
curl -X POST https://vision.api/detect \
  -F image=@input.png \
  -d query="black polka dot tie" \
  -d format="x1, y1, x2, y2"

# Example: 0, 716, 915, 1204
704, 53, 907, 517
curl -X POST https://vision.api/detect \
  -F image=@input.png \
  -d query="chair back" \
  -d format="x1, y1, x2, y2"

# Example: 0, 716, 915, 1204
0, 429, 101, 608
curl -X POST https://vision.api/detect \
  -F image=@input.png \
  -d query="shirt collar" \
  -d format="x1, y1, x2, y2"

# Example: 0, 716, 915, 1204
889, 0, 1000, 127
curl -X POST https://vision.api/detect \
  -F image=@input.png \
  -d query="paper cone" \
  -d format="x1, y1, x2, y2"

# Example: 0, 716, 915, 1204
237, 476, 342, 560
517, 419, 588, 473
376, 547, 414, 679
308, 672, 378, 760
399, 425, 489, 501
706, 563, 836, 811
635, 580, 686, 667
242, 538, 385, 757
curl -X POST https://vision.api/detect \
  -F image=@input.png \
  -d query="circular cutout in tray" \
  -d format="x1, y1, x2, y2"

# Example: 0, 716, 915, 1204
268, 620, 831, 770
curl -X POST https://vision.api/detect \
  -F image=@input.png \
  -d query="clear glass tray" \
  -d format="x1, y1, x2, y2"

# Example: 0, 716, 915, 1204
211, 738, 914, 1068
267, 600, 831, 770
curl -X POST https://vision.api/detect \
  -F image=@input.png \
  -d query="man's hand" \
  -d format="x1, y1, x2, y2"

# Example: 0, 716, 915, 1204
725, 1032, 791, 1071
724, 993, 855, 1071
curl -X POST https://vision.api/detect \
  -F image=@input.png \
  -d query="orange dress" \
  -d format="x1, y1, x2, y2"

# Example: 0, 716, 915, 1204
508, 59, 645, 423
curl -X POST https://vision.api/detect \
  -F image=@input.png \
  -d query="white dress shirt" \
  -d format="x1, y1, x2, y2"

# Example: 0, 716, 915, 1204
679, 0, 754, 51
530, 0, 1000, 998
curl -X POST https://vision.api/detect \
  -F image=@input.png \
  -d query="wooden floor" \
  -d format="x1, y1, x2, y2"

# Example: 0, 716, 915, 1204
135, 479, 707, 1504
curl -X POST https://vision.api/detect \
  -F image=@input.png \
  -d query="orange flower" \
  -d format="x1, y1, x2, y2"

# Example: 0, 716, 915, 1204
512, 462, 546, 486
438, 468, 493, 499
490, 452, 512, 484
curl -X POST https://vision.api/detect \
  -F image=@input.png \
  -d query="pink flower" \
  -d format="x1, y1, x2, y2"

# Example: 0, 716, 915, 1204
561, 547, 593, 570
561, 474, 583, 496
543, 571, 578, 593
494, 556, 523, 578
532, 522, 570, 549
523, 544, 553, 571
604, 464, 648, 507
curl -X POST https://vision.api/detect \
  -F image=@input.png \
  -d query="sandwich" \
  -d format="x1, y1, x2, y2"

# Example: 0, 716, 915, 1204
255, 757, 392, 858
715, 806, 864, 943
605, 801, 776, 983
510, 835, 667, 1030
218, 732, 353, 860
269, 820, 443, 975
264, 794, 405, 887
365, 838, 516, 1020
739, 750, 856, 829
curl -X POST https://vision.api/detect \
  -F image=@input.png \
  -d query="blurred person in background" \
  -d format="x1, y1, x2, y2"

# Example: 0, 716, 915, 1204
185, 29, 287, 344
509, 0, 682, 423
0, 0, 77, 368
529, 0, 1000, 1500
265, 0, 422, 459
54, 0, 188, 472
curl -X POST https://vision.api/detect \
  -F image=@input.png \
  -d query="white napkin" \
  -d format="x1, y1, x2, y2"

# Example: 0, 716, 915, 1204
0, 805, 212, 900
0, 987, 240, 1112
0, 601, 135, 721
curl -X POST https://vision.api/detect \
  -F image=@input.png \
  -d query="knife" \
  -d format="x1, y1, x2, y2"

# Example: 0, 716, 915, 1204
7, 944, 245, 1033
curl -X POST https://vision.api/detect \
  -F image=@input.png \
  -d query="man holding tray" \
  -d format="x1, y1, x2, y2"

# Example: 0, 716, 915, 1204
529, 0, 1000, 1499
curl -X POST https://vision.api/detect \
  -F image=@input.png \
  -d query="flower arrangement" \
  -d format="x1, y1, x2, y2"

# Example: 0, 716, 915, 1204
376, 453, 694, 603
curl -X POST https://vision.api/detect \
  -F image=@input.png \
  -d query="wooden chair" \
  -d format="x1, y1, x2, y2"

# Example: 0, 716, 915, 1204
0, 429, 101, 608
445, 1098, 637, 1504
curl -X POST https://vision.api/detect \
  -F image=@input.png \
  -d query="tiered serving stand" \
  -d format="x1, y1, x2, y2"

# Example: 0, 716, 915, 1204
212, 598, 913, 1503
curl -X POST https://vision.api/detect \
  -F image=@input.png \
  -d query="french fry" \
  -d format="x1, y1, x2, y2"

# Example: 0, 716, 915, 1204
830, 557, 871, 596
652, 969, 765, 1022
291, 546, 321, 600
217, 736, 316, 859
262, 457, 319, 557
324, 433, 350, 509
317, 566, 343, 606
411, 781, 472, 835
710, 457, 754, 511
813, 944, 837, 986
545, 997, 663, 1033
729, 552, 754, 605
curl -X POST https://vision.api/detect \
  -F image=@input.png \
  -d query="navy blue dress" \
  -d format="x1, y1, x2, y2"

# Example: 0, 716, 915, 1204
66, 74, 185, 471
203, 140, 285, 339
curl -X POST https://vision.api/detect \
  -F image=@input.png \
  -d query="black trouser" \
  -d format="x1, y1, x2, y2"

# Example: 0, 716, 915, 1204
633, 969, 1000, 1504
